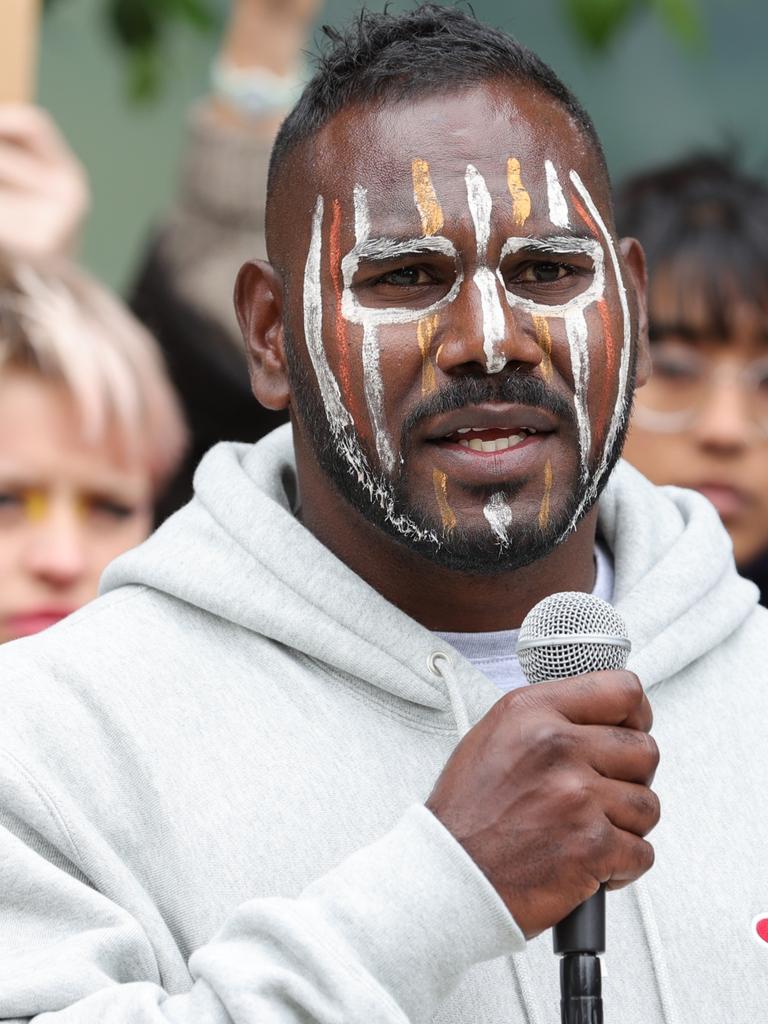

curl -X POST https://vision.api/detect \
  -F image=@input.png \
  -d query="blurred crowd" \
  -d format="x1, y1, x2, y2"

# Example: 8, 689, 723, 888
1, 0, 767, 647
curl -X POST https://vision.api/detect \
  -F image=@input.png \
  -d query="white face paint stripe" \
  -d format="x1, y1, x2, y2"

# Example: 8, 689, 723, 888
564, 309, 592, 483
302, 193, 440, 548
362, 323, 396, 472
569, 170, 631, 481
556, 170, 633, 539
303, 196, 352, 435
483, 492, 512, 546
465, 164, 508, 374
545, 160, 570, 228
346, 186, 397, 471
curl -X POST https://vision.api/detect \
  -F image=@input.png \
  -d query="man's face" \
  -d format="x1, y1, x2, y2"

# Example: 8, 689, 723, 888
281, 82, 644, 572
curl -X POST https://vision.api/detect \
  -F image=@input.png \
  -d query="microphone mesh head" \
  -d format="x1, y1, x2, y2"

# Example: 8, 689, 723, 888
517, 591, 630, 684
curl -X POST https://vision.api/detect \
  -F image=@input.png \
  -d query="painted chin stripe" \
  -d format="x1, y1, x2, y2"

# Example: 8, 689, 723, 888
483, 492, 513, 547
412, 158, 444, 236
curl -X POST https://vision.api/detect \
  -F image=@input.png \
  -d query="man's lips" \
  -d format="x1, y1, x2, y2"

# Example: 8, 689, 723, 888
422, 403, 559, 443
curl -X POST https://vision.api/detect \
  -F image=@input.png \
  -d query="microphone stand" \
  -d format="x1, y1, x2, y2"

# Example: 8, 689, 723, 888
554, 885, 605, 1024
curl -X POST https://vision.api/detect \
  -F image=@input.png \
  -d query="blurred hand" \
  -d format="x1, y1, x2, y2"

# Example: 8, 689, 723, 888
426, 671, 660, 939
0, 104, 90, 260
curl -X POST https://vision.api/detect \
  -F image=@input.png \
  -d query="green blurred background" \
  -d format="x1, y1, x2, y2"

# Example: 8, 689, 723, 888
37, 0, 767, 292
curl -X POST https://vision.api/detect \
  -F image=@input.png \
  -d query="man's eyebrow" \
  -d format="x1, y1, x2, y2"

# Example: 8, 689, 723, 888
352, 235, 457, 263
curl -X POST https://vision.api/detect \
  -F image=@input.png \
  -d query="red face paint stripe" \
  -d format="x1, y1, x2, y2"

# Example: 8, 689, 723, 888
329, 199, 357, 420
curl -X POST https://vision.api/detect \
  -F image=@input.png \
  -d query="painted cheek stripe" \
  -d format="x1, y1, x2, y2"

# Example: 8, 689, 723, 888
433, 469, 457, 532
532, 315, 553, 380
329, 199, 354, 411
539, 460, 553, 531
303, 196, 353, 435
412, 159, 444, 236
507, 158, 531, 228
564, 309, 592, 483
418, 314, 439, 395
561, 170, 632, 538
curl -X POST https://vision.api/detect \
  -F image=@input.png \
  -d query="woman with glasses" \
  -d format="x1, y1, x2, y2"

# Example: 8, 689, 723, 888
618, 154, 768, 604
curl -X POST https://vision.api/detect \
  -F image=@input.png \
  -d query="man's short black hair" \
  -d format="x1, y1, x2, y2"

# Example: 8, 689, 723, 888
266, 3, 607, 208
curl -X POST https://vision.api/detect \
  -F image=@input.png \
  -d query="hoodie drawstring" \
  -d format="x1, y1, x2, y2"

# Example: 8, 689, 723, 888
428, 650, 471, 739
633, 878, 682, 1024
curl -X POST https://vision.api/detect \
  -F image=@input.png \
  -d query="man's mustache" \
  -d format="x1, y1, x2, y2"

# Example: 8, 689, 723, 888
400, 373, 575, 449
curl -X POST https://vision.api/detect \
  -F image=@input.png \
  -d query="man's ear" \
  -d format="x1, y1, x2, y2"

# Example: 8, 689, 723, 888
235, 260, 291, 410
619, 237, 651, 387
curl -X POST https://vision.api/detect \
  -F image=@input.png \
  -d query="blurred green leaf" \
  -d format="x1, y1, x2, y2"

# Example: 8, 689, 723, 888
563, 0, 639, 51
651, 0, 705, 48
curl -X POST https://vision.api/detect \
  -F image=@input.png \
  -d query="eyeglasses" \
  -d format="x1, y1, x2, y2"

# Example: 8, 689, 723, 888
632, 342, 768, 436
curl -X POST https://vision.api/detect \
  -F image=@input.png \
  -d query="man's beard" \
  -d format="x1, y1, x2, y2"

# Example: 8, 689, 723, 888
285, 335, 634, 575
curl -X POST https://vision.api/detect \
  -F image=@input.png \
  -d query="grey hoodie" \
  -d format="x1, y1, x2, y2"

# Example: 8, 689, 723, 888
0, 424, 765, 1023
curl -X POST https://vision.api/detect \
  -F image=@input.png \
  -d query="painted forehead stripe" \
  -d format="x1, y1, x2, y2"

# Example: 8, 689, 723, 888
412, 159, 444, 237
507, 158, 531, 229
466, 164, 507, 375
545, 160, 570, 229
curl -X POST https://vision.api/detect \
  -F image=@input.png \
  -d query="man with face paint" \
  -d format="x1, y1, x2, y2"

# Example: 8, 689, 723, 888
0, 6, 765, 1023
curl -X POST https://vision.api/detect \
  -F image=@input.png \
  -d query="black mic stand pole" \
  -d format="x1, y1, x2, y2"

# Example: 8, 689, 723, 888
554, 885, 605, 1024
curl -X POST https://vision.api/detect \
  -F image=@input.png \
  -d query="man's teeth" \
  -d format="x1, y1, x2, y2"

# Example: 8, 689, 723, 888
458, 434, 526, 452
450, 427, 537, 453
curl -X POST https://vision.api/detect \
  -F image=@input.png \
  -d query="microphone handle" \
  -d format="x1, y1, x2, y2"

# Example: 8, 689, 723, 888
554, 885, 605, 1024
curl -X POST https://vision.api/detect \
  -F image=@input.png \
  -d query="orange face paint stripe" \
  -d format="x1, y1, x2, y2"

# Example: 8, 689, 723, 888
329, 198, 356, 416
433, 469, 457, 532
532, 315, 553, 380
538, 460, 553, 531
418, 314, 439, 395
507, 158, 531, 228
594, 298, 617, 447
412, 159, 444, 236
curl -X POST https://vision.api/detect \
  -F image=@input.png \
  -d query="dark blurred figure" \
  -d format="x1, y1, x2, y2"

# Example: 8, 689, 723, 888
619, 154, 768, 605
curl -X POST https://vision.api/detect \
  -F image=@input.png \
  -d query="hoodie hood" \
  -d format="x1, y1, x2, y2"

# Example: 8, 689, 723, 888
102, 424, 758, 698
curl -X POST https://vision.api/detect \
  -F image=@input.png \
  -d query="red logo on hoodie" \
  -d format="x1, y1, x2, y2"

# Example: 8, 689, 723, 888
751, 915, 768, 946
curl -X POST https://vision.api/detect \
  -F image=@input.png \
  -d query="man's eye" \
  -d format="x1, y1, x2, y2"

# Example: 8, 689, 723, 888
372, 266, 434, 287
514, 262, 573, 284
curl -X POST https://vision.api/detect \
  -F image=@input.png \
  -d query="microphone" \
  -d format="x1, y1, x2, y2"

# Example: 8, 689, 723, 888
517, 592, 631, 1024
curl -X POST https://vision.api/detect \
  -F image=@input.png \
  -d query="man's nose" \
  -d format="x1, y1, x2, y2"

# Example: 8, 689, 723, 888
692, 378, 754, 452
23, 501, 88, 587
435, 278, 544, 376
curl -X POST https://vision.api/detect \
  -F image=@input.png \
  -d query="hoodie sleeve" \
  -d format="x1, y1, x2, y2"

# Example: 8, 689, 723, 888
0, 749, 524, 1023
